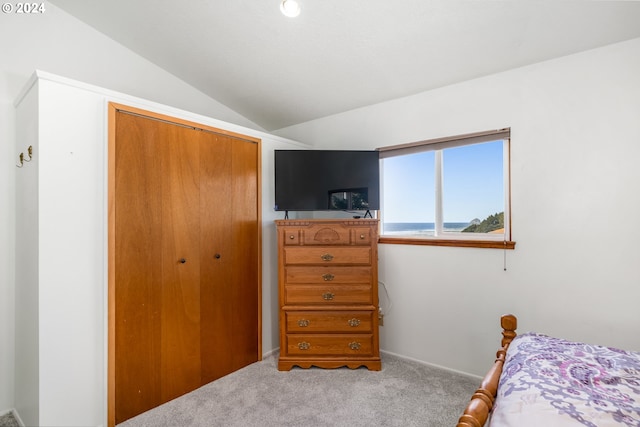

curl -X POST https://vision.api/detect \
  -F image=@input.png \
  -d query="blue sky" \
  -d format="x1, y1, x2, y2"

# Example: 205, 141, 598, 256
382, 141, 504, 223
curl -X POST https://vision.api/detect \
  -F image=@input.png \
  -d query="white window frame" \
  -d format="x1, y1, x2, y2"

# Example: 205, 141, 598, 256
377, 128, 514, 249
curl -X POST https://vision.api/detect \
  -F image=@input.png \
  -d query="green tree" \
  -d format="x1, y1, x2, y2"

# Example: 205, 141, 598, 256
462, 212, 504, 233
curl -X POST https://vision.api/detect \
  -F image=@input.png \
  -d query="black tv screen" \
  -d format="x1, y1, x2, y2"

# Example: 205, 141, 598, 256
274, 150, 380, 212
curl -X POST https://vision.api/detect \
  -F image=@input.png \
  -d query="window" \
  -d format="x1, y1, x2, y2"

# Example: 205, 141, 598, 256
378, 128, 514, 249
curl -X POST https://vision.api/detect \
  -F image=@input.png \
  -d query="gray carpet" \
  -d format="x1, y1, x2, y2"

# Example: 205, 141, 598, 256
0, 413, 19, 427
119, 352, 479, 427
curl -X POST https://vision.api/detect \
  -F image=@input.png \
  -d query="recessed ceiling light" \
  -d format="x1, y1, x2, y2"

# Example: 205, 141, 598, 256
280, 0, 300, 18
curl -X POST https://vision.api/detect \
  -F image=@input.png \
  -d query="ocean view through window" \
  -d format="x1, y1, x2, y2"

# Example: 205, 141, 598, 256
383, 222, 471, 236
378, 129, 514, 249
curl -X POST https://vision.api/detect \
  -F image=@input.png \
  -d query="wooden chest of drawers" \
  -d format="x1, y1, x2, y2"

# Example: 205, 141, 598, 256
276, 219, 381, 371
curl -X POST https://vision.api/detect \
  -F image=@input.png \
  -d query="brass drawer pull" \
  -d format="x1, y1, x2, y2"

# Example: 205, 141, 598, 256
289, 234, 295, 240
297, 319, 310, 327
322, 273, 335, 281
349, 342, 361, 351
360, 234, 365, 239
298, 342, 310, 350
320, 253, 334, 261
322, 292, 335, 300
348, 318, 361, 327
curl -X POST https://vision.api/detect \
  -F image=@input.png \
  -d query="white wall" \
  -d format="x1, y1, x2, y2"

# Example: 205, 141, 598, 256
0, 3, 294, 419
13, 84, 39, 427
0, 100, 17, 414
12, 71, 306, 426
275, 37, 640, 376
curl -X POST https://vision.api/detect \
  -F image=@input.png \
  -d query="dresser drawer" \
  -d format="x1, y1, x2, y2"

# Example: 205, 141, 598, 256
285, 266, 371, 284
286, 334, 374, 356
283, 246, 371, 265
286, 311, 374, 333
284, 285, 372, 305
282, 223, 374, 246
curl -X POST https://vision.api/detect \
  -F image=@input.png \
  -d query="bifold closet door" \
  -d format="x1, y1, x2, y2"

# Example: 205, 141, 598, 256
200, 134, 259, 383
159, 121, 202, 400
114, 113, 202, 423
113, 110, 260, 425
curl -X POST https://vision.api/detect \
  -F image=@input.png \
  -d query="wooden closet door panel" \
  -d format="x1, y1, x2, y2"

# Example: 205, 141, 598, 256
159, 122, 202, 401
230, 138, 260, 370
199, 133, 234, 383
114, 113, 163, 424
112, 106, 262, 426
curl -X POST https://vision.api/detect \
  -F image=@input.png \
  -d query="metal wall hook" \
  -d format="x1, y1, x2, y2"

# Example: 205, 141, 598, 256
16, 146, 33, 168
24, 146, 33, 162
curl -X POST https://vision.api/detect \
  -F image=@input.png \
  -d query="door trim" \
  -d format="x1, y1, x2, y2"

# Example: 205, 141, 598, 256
107, 102, 262, 427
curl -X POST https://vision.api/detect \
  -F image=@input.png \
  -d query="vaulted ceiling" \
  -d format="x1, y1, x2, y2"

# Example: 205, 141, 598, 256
51, 0, 640, 131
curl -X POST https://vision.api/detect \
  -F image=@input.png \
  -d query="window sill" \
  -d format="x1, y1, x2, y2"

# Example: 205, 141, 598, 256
378, 236, 516, 249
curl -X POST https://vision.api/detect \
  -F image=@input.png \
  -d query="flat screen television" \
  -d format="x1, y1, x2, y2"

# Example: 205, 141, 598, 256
274, 150, 380, 213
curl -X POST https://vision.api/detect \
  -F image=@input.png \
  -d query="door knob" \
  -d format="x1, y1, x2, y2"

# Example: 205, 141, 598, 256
179, 258, 186, 264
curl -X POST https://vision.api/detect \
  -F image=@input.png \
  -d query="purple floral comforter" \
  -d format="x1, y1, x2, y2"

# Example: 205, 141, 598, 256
490, 333, 640, 427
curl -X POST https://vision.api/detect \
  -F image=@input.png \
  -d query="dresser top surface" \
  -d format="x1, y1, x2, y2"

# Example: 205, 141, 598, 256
275, 218, 379, 226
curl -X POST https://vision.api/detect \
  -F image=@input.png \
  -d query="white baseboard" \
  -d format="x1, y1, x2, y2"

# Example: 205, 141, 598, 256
262, 347, 279, 359
13, 410, 25, 427
380, 349, 483, 381
0, 409, 25, 427
261, 347, 481, 381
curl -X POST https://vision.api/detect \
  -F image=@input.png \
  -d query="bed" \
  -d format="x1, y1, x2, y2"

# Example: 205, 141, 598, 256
457, 314, 640, 427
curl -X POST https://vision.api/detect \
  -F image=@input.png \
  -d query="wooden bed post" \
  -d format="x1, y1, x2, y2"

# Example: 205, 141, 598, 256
456, 314, 517, 427
501, 314, 517, 348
